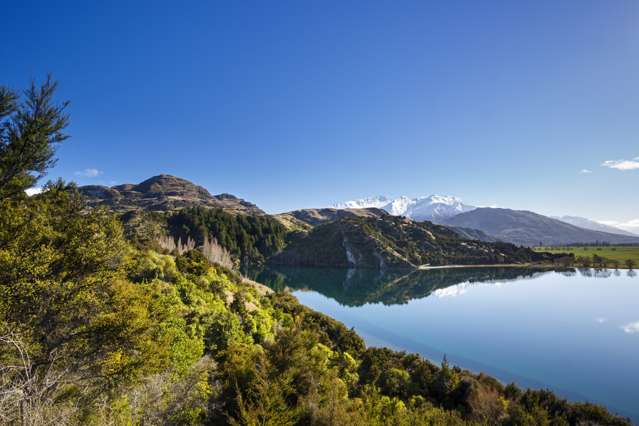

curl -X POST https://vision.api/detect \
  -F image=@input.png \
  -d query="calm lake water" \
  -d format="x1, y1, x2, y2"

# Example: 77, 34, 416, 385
254, 266, 639, 422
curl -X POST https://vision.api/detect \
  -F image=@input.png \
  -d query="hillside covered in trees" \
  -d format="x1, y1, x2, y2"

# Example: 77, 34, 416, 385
271, 215, 566, 269
92, 194, 570, 270
167, 206, 288, 266
0, 79, 629, 425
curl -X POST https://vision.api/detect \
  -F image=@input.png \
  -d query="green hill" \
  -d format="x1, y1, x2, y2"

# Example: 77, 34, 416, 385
271, 215, 563, 269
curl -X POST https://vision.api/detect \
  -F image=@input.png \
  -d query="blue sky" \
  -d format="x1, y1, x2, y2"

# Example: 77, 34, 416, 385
3, 1, 638, 227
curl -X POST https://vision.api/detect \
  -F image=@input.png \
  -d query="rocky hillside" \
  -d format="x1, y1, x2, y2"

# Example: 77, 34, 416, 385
277, 208, 497, 242
275, 207, 387, 231
79, 174, 263, 215
270, 215, 563, 269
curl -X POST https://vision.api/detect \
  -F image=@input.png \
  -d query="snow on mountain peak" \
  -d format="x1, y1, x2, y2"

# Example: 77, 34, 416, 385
332, 194, 476, 222
427, 194, 462, 206
407, 195, 475, 221
333, 195, 390, 209
384, 196, 415, 216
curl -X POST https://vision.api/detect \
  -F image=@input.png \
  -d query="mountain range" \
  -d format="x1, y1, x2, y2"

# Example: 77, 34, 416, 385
333, 195, 476, 222
78, 176, 639, 266
78, 175, 567, 269
442, 208, 639, 246
333, 195, 639, 245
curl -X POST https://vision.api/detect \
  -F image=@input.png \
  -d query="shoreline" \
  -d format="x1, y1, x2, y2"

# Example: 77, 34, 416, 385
417, 263, 637, 271
418, 263, 558, 270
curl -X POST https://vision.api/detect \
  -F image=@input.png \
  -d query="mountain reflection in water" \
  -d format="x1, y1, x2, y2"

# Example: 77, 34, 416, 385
251, 265, 639, 421
252, 266, 585, 306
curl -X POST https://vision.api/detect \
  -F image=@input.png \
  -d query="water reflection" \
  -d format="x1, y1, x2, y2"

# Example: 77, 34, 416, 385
253, 266, 637, 306
577, 268, 636, 278
621, 321, 639, 334
252, 266, 639, 421
253, 266, 571, 306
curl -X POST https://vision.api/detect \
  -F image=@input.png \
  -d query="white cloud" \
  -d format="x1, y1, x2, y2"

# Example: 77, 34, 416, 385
434, 285, 468, 298
601, 157, 639, 171
595, 317, 607, 324
580, 169, 592, 174
25, 187, 43, 196
75, 168, 103, 178
621, 321, 639, 334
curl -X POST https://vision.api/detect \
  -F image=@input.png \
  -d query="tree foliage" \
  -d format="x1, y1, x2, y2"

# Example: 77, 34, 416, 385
0, 76, 69, 198
167, 206, 288, 267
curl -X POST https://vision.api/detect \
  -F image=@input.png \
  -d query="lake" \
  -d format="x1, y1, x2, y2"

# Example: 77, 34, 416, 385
254, 266, 639, 422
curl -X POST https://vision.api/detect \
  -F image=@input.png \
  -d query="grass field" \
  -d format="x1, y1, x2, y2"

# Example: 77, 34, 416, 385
534, 245, 639, 268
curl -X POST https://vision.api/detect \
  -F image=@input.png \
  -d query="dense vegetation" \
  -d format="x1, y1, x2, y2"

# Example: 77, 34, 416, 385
272, 216, 567, 269
0, 79, 629, 425
167, 206, 288, 267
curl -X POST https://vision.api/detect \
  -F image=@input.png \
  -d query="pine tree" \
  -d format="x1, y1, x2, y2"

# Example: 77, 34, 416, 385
0, 76, 69, 198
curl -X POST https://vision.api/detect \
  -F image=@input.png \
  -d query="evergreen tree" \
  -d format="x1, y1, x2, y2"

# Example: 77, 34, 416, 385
0, 76, 69, 198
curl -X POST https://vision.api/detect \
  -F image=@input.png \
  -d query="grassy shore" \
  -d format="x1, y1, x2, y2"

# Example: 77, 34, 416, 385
534, 245, 639, 268
417, 263, 559, 270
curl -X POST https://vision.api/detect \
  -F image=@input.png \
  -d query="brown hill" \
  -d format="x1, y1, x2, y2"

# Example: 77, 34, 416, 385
79, 174, 263, 215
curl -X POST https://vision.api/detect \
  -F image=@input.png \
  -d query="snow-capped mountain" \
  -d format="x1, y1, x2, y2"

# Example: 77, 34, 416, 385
407, 195, 476, 222
383, 196, 415, 216
332, 195, 476, 223
333, 195, 391, 210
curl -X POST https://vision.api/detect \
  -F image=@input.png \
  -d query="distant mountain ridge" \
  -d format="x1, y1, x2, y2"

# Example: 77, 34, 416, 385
443, 208, 639, 246
333, 194, 476, 222
334, 194, 638, 246
79, 174, 264, 215
553, 215, 638, 237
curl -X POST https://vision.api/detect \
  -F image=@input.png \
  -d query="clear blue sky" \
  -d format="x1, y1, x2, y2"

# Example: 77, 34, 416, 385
3, 1, 638, 225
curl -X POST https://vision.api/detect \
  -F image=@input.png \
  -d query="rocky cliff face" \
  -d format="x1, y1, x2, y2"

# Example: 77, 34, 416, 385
79, 175, 264, 215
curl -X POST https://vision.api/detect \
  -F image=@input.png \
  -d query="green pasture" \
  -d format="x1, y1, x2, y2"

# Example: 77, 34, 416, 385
535, 245, 639, 267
